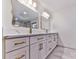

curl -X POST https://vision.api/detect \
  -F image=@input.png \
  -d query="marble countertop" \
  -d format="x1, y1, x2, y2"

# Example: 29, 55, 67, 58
3, 32, 58, 39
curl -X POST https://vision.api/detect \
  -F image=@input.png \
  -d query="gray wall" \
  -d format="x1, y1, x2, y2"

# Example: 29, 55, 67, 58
51, 5, 76, 49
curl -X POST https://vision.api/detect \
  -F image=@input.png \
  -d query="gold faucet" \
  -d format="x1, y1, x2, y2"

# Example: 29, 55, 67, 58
29, 24, 32, 34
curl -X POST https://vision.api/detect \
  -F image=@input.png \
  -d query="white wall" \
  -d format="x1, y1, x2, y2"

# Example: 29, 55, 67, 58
51, 5, 76, 49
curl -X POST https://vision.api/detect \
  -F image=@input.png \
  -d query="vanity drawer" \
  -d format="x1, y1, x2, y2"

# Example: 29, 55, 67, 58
47, 34, 58, 43
5, 37, 29, 52
30, 35, 46, 44
46, 40, 57, 54
54, 34, 58, 43
30, 36, 38, 44
50, 34, 57, 43
46, 35, 51, 41
37, 35, 46, 42
47, 43, 52, 52
6, 47, 29, 59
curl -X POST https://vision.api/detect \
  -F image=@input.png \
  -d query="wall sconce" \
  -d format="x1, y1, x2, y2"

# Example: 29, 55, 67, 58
42, 11, 50, 19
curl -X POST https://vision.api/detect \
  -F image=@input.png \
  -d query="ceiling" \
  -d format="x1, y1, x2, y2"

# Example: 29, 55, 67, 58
40, 0, 76, 12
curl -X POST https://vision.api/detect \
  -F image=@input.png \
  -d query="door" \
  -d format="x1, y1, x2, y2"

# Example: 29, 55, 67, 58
38, 40, 47, 59
30, 43, 39, 59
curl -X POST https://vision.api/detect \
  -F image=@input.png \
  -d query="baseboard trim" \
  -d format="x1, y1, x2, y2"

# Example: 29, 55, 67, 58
57, 45, 76, 50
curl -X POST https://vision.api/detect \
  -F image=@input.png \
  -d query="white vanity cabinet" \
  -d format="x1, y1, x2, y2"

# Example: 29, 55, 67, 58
46, 34, 57, 56
6, 47, 29, 59
30, 35, 47, 59
30, 36, 39, 59
4, 37, 29, 59
3, 33, 58, 59
30, 43, 39, 59
38, 40, 47, 59
50, 34, 58, 50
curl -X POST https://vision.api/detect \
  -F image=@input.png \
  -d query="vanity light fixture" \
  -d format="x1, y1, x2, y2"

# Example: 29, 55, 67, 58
33, 2, 37, 8
14, 24, 19, 26
42, 11, 50, 19
28, 0, 33, 5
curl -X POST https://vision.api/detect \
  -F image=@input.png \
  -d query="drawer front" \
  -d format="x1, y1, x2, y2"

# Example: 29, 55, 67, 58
50, 34, 57, 43
37, 35, 46, 41
6, 47, 29, 59
47, 39, 57, 54
47, 40, 53, 52
5, 37, 29, 52
46, 35, 51, 41
30, 35, 46, 44
30, 36, 38, 44
54, 34, 58, 43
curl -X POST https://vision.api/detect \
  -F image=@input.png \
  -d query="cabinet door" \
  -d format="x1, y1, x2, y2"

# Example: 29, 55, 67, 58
47, 40, 52, 53
38, 41, 47, 59
30, 43, 39, 59
54, 34, 58, 43
46, 34, 57, 56
6, 47, 29, 59
51, 34, 58, 43
51, 34, 57, 48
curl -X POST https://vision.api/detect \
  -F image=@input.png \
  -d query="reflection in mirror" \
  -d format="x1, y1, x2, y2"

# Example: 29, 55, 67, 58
41, 10, 51, 31
12, 16, 31, 27
11, 0, 38, 29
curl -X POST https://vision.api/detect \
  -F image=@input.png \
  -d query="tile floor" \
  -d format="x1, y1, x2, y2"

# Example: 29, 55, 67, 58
46, 45, 76, 59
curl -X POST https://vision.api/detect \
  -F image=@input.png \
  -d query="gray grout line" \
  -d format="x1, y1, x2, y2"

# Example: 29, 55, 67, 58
57, 45, 76, 50
46, 45, 58, 59
46, 45, 76, 59
53, 54, 63, 58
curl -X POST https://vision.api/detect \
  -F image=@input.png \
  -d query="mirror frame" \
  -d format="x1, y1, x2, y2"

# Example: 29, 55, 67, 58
11, 0, 39, 29
40, 9, 52, 32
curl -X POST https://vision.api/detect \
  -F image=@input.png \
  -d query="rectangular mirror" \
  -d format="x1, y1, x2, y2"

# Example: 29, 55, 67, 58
11, 0, 39, 28
41, 11, 51, 31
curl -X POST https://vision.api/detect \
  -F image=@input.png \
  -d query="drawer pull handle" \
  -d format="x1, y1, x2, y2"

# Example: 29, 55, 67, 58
48, 36, 51, 37
38, 37, 43, 40
54, 38, 56, 41
16, 54, 25, 59
39, 43, 43, 51
48, 41, 52, 43
14, 42, 25, 45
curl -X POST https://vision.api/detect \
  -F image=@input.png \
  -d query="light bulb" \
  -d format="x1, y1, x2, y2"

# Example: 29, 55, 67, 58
28, 0, 32, 5
42, 12, 50, 19
33, 2, 37, 8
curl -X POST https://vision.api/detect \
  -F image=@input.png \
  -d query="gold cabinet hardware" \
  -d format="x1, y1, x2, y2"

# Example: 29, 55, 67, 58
37, 37, 43, 40
16, 54, 25, 59
39, 43, 43, 51
14, 41, 25, 45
